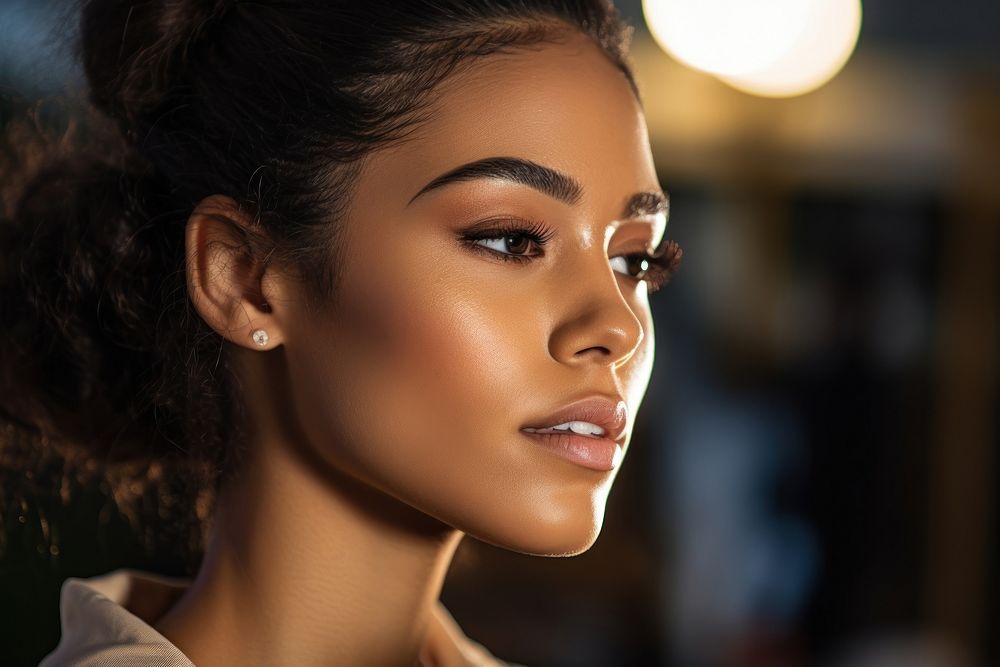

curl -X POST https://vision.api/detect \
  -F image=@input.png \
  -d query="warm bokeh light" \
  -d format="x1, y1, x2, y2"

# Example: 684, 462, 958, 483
642, 0, 863, 97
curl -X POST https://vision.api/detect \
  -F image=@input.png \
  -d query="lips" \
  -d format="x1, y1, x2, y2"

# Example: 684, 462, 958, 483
521, 396, 628, 443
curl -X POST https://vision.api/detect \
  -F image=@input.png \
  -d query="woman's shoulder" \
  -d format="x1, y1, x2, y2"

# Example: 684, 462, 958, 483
39, 568, 194, 667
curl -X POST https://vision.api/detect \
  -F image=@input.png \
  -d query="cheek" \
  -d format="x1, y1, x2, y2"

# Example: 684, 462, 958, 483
356, 274, 522, 442
285, 242, 532, 508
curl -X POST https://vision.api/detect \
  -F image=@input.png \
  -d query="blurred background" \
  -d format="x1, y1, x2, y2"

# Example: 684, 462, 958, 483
2, 1, 998, 665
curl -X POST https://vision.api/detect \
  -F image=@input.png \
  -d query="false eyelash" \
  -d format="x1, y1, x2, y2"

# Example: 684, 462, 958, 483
458, 218, 554, 263
638, 239, 683, 293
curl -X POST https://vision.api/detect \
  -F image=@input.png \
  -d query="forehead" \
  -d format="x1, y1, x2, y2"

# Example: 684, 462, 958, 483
356, 32, 656, 212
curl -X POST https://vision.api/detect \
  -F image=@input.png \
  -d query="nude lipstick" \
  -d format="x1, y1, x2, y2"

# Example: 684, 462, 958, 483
520, 396, 628, 472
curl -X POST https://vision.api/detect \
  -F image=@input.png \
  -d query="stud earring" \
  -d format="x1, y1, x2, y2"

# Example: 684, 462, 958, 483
251, 328, 270, 347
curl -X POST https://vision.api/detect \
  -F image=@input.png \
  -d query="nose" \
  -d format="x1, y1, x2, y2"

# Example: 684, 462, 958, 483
547, 256, 645, 368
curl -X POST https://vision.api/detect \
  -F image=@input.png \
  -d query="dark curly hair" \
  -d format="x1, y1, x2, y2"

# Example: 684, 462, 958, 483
0, 0, 638, 567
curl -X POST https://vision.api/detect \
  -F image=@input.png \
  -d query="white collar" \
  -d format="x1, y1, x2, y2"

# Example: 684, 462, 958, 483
39, 568, 194, 667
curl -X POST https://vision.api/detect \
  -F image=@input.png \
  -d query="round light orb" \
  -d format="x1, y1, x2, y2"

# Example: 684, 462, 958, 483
642, 0, 863, 98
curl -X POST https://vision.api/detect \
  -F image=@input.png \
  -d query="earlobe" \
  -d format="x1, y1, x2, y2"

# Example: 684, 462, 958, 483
184, 194, 285, 350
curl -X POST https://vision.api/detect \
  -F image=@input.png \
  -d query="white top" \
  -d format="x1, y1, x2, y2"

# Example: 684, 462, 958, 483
39, 568, 522, 666
39, 569, 195, 667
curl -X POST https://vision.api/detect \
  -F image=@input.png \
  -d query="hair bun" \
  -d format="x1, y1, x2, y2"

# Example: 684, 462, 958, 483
81, 0, 235, 131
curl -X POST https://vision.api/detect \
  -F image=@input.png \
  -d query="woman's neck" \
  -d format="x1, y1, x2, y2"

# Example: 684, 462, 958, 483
153, 431, 464, 666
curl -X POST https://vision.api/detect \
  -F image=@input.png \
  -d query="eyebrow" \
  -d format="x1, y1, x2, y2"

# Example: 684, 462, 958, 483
406, 156, 669, 220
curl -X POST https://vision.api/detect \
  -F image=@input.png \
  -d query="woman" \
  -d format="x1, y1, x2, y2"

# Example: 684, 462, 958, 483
1, 0, 682, 665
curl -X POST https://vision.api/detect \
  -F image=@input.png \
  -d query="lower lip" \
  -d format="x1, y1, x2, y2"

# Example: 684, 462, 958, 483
520, 431, 622, 472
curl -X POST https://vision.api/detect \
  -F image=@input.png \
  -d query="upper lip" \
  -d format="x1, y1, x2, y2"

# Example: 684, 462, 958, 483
521, 395, 629, 442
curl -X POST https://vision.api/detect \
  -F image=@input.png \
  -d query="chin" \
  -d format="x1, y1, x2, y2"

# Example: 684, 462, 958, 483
458, 490, 610, 558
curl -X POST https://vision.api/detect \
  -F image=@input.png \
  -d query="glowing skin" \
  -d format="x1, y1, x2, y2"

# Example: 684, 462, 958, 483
156, 29, 669, 667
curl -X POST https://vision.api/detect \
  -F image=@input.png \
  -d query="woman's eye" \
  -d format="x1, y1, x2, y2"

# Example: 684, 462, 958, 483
610, 240, 683, 294
610, 254, 651, 280
460, 219, 553, 263
474, 234, 538, 256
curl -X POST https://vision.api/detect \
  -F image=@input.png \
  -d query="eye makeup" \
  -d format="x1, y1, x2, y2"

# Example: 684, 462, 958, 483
458, 217, 554, 263
457, 216, 683, 292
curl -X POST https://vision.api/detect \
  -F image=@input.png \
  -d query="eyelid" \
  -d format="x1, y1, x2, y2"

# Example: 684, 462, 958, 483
457, 216, 554, 262
608, 229, 662, 260
462, 215, 552, 236
610, 240, 656, 258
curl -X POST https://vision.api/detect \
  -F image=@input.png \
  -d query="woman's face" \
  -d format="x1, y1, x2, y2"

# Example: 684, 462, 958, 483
277, 31, 669, 555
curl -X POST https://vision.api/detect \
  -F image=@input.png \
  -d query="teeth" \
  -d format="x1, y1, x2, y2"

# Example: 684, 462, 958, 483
524, 421, 606, 437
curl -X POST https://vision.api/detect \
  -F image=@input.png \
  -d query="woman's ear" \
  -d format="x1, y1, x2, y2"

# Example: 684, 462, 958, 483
185, 194, 287, 350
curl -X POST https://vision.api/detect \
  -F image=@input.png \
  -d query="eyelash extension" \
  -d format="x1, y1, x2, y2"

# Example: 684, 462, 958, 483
458, 218, 554, 264
460, 219, 683, 293
635, 238, 684, 294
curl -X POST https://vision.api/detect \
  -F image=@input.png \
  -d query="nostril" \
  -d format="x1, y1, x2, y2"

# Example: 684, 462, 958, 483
576, 345, 612, 358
